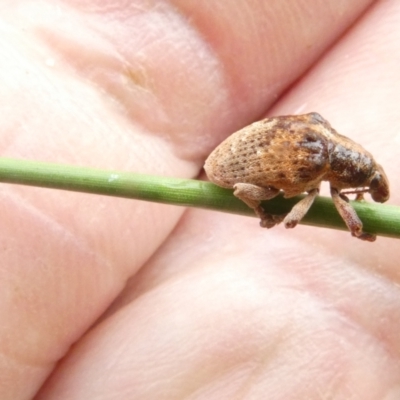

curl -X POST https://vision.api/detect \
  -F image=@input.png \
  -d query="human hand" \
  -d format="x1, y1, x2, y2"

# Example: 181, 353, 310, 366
1, 1, 399, 399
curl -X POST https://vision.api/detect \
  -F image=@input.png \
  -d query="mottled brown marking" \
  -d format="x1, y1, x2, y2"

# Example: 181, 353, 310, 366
204, 112, 390, 241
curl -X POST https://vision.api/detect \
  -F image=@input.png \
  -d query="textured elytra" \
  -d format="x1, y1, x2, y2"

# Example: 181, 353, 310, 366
205, 114, 331, 197
204, 112, 390, 241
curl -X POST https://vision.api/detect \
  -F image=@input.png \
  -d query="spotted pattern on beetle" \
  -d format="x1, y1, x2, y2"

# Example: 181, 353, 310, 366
204, 112, 389, 241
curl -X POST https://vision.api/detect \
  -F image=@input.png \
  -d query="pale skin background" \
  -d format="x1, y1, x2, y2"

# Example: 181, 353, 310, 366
0, 0, 400, 399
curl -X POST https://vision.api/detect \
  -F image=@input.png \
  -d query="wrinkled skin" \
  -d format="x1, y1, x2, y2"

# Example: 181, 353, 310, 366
1, 1, 400, 399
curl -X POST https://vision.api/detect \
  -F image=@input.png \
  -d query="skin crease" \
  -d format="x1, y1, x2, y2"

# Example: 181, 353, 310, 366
0, 0, 400, 399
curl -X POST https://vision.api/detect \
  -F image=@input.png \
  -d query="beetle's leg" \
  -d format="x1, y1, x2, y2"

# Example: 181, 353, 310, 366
283, 188, 319, 229
233, 183, 281, 228
330, 186, 376, 241
341, 188, 368, 201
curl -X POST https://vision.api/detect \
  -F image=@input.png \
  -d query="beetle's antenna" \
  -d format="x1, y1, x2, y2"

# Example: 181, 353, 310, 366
341, 188, 369, 196
340, 188, 369, 201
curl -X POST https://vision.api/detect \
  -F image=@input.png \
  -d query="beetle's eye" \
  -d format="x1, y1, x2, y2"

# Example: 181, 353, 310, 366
370, 173, 389, 203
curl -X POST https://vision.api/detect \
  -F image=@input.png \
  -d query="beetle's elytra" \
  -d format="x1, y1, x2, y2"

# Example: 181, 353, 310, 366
204, 112, 389, 241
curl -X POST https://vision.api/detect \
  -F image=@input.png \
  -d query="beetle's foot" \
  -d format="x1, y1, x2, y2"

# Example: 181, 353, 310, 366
351, 231, 376, 242
355, 193, 365, 201
257, 208, 285, 228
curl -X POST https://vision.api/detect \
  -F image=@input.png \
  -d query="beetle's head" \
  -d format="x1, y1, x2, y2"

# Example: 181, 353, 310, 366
369, 164, 390, 203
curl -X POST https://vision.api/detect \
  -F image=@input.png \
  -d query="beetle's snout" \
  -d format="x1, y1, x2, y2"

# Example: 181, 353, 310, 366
369, 166, 390, 203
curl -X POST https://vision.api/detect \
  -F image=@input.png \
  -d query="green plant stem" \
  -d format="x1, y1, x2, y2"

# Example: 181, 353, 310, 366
0, 157, 398, 238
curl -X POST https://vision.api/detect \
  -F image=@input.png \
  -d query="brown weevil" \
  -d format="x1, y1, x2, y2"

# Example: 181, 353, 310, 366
204, 112, 389, 241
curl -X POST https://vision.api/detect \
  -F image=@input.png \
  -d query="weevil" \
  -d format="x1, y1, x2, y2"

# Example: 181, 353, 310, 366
204, 112, 389, 241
